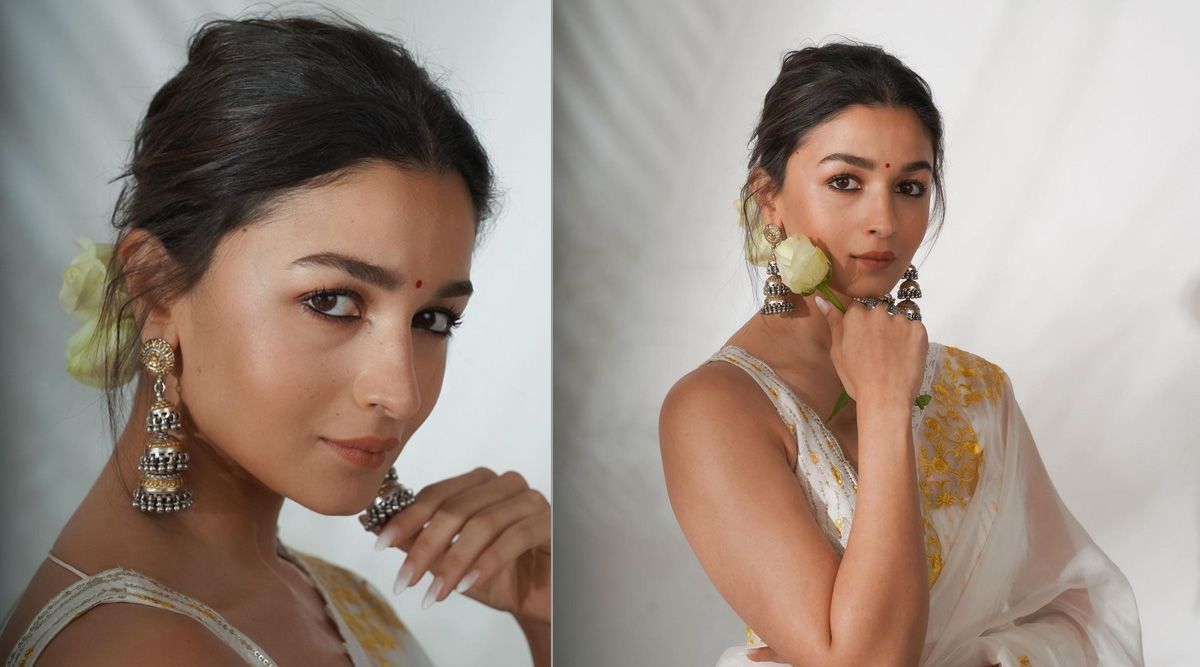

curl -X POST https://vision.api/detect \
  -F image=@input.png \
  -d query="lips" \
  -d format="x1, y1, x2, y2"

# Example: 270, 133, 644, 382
323, 436, 399, 453
853, 251, 896, 261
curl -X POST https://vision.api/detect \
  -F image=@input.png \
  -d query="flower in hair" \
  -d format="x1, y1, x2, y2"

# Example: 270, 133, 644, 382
60, 237, 134, 388
737, 197, 774, 267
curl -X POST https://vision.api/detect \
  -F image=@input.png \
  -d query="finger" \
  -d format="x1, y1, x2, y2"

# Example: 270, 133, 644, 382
746, 646, 789, 664
814, 295, 842, 334
393, 471, 529, 593
427, 488, 549, 603
452, 508, 550, 597
374, 467, 497, 552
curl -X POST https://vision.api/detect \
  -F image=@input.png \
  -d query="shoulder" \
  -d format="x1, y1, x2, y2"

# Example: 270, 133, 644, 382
660, 360, 782, 451
659, 358, 796, 495
34, 599, 246, 667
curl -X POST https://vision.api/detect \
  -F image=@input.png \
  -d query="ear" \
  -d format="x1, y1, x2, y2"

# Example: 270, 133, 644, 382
117, 229, 182, 348
747, 167, 783, 231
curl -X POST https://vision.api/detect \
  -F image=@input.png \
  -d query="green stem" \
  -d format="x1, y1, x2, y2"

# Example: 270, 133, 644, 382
816, 283, 847, 313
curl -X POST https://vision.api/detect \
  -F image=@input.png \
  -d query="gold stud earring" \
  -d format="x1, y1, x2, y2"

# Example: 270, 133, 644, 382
132, 338, 193, 513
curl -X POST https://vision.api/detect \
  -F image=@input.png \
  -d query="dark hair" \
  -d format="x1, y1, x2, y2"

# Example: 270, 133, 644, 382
741, 40, 946, 259
96, 12, 495, 443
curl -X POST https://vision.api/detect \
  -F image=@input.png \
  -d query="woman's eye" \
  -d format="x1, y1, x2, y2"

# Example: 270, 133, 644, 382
828, 175, 861, 191
303, 291, 361, 320
413, 309, 463, 337
897, 181, 928, 197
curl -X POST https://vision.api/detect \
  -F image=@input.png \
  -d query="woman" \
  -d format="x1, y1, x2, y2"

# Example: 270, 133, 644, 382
1, 14, 549, 666
659, 42, 1142, 667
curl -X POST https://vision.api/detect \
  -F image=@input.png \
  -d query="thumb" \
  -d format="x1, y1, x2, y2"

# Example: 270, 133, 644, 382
814, 295, 842, 333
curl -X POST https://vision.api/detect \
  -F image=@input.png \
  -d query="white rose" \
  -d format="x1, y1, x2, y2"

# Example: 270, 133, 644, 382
736, 196, 775, 267
59, 237, 115, 322
775, 235, 831, 295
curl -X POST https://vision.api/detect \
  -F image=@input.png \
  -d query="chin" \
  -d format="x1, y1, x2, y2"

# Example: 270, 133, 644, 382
287, 487, 379, 517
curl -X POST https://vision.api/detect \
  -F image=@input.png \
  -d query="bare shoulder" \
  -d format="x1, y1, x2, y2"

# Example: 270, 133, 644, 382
659, 359, 798, 493
660, 360, 787, 455
35, 601, 248, 666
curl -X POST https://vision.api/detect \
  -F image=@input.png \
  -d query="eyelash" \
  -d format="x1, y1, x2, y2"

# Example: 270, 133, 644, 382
299, 289, 464, 338
827, 173, 928, 197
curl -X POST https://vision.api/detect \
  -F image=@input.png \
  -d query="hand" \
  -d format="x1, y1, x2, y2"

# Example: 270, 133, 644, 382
816, 296, 927, 409
375, 467, 550, 624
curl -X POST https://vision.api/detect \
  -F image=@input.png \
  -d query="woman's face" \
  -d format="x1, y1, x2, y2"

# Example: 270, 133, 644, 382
767, 104, 934, 297
167, 162, 477, 514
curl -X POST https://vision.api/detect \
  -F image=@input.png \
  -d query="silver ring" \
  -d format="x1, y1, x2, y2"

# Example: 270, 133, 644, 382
853, 296, 879, 309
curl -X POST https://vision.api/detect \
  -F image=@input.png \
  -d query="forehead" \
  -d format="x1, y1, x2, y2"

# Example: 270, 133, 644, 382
796, 105, 934, 162
222, 162, 477, 277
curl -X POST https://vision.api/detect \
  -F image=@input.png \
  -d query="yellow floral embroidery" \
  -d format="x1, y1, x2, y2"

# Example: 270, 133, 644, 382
917, 346, 1005, 587
923, 515, 943, 588
1019, 656, 1031, 667
293, 553, 410, 666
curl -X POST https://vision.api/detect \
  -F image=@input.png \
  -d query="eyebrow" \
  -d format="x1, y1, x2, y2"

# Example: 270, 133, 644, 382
292, 252, 474, 298
818, 153, 932, 174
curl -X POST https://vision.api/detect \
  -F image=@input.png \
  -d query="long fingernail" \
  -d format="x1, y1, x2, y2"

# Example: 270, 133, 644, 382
456, 569, 481, 593
375, 523, 402, 552
393, 561, 415, 595
814, 295, 829, 313
422, 577, 444, 609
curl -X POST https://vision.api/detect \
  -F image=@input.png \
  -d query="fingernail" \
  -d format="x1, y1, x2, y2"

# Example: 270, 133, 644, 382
375, 523, 402, 552
814, 295, 829, 313
393, 561, 415, 594
457, 569, 481, 593
422, 577, 444, 609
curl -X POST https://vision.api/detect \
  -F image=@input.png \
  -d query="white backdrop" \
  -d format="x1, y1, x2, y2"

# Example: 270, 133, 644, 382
0, 1, 550, 665
554, 1, 1199, 665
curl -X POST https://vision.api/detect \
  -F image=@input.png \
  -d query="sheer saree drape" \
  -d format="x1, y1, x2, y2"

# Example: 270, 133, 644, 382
712, 344, 1143, 667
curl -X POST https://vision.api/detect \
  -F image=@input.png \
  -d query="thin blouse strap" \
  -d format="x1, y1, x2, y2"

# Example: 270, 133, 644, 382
45, 553, 87, 580
5, 568, 277, 667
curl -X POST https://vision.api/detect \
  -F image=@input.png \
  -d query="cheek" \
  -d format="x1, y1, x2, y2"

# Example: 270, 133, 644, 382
177, 292, 339, 456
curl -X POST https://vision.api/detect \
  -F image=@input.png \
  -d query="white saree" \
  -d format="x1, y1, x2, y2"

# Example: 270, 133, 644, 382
710, 343, 1143, 667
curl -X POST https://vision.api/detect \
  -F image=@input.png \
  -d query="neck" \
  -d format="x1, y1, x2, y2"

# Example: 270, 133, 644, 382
753, 286, 851, 357
91, 376, 286, 573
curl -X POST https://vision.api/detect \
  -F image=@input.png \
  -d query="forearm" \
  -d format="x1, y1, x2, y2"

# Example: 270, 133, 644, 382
828, 401, 929, 665
517, 616, 551, 667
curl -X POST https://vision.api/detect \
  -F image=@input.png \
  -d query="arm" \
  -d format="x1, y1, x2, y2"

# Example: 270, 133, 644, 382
660, 364, 928, 667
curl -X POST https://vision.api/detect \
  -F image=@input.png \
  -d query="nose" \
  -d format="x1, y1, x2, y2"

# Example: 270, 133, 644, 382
865, 188, 898, 237
352, 330, 422, 421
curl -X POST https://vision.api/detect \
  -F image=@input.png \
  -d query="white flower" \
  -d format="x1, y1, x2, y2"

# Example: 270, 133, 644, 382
736, 196, 773, 267
775, 235, 831, 295
59, 237, 115, 322
59, 236, 135, 388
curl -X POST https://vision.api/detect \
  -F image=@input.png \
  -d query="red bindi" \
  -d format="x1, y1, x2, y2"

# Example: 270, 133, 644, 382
885, 162, 891, 168
415, 279, 423, 289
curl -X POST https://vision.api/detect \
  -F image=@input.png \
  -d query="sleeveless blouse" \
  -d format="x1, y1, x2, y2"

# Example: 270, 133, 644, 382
4, 543, 433, 666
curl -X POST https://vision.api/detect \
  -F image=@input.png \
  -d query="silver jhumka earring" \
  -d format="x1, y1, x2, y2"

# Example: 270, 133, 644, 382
895, 264, 923, 321
760, 224, 794, 316
359, 467, 417, 533
132, 338, 194, 513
